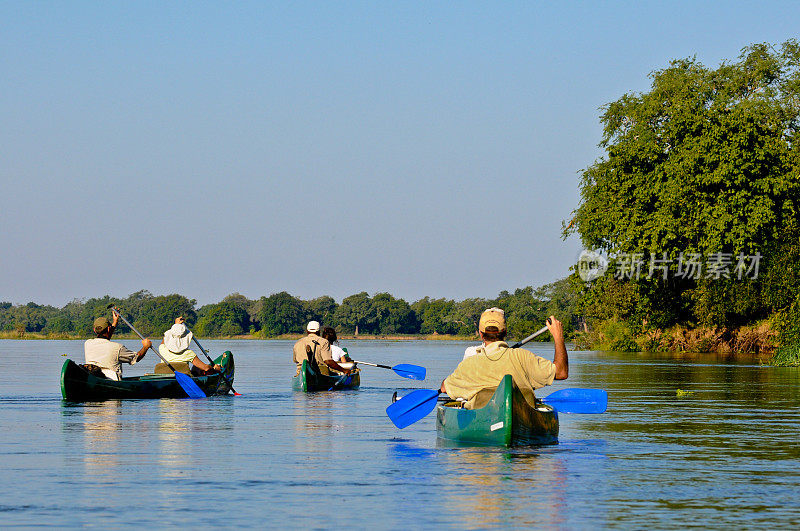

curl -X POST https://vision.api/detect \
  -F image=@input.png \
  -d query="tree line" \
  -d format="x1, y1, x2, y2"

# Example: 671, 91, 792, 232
0, 280, 579, 340
566, 40, 800, 350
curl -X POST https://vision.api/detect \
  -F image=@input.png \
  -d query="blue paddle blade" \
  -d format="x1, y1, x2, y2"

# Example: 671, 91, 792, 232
542, 388, 607, 414
386, 389, 440, 429
392, 364, 426, 381
328, 374, 353, 391
174, 371, 206, 399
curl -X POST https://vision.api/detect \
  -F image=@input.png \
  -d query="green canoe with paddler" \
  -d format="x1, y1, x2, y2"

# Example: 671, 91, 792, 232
291, 321, 361, 392
436, 374, 559, 446
290, 321, 427, 391
386, 311, 607, 446
61, 306, 237, 401
292, 358, 361, 392
61, 350, 235, 401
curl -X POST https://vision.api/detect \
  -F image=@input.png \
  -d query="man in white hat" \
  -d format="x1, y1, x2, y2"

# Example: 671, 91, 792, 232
439, 308, 569, 409
292, 321, 351, 376
159, 317, 220, 375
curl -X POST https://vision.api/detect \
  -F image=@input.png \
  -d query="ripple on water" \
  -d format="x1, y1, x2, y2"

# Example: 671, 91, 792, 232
0, 340, 799, 527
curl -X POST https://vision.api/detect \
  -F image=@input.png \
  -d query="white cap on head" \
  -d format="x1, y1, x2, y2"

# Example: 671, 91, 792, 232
307, 320, 320, 333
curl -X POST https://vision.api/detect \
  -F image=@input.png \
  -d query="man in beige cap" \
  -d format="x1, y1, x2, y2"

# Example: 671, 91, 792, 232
84, 313, 151, 380
292, 321, 351, 376
439, 308, 568, 408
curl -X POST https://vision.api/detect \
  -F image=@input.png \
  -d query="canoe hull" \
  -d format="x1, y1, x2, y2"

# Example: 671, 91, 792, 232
292, 359, 360, 392
436, 374, 559, 446
61, 351, 235, 401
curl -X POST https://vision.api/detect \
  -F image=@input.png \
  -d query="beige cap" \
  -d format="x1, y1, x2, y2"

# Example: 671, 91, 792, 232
93, 317, 111, 334
307, 321, 320, 333
479, 307, 506, 333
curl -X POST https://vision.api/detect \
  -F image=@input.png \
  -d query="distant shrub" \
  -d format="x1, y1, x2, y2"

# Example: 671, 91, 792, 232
593, 318, 640, 352
610, 336, 641, 352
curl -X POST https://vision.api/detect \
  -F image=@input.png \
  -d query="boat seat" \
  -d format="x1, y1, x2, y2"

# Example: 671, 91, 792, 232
472, 387, 496, 409
153, 362, 191, 375
79, 363, 109, 378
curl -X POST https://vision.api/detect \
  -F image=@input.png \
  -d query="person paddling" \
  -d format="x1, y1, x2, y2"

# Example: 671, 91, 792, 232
84, 314, 151, 380
320, 326, 353, 372
439, 308, 569, 409
158, 317, 220, 375
293, 321, 352, 376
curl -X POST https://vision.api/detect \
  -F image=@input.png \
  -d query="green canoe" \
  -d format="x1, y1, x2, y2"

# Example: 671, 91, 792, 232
292, 359, 360, 392
436, 374, 559, 446
61, 351, 235, 401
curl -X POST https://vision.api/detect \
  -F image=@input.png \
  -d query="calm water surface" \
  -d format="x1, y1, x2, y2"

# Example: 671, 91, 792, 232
1, 339, 799, 528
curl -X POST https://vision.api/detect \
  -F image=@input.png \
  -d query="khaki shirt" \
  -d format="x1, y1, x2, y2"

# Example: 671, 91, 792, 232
443, 341, 556, 409
292, 334, 332, 375
84, 337, 140, 381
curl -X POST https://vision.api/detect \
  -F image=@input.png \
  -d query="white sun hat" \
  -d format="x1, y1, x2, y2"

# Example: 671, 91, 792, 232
163, 322, 193, 353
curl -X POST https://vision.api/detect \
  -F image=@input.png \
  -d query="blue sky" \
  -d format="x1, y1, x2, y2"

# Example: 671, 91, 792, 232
1, 1, 798, 306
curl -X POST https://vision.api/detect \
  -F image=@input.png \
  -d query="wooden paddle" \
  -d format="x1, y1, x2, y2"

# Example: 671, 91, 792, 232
109, 306, 205, 398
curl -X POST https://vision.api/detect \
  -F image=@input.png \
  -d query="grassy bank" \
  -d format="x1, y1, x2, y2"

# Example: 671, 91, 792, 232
0, 331, 87, 340
575, 318, 779, 359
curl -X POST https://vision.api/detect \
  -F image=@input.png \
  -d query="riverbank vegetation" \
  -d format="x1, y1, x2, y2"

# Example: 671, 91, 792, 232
565, 41, 800, 361
0, 280, 579, 341
770, 343, 800, 366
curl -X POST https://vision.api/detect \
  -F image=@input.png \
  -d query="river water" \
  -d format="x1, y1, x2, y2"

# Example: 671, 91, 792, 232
1, 339, 799, 528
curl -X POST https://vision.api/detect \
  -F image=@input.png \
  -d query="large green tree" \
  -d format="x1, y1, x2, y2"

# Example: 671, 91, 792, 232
131, 293, 197, 336
567, 41, 800, 331
334, 292, 375, 334
257, 292, 305, 336
195, 301, 250, 337
371, 292, 418, 334
305, 296, 338, 326
411, 297, 457, 334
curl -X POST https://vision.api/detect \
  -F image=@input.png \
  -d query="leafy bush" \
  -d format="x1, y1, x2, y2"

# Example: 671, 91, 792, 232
610, 336, 641, 352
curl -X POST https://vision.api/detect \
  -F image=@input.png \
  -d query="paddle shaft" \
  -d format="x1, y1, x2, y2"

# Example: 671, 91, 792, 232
510, 324, 550, 348
352, 360, 391, 369
191, 336, 240, 395
110, 308, 182, 373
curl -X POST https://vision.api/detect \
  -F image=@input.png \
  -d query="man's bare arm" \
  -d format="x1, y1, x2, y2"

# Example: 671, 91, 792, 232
547, 316, 569, 380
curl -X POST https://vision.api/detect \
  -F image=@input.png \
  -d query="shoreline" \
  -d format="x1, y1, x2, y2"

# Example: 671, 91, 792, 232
0, 331, 482, 341
0, 330, 770, 362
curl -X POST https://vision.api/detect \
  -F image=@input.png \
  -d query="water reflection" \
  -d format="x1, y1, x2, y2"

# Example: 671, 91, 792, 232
61, 397, 236, 481
12, 340, 800, 527
65, 400, 126, 472
155, 400, 198, 473
386, 439, 581, 528
290, 390, 362, 457
439, 448, 568, 527
292, 393, 335, 454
